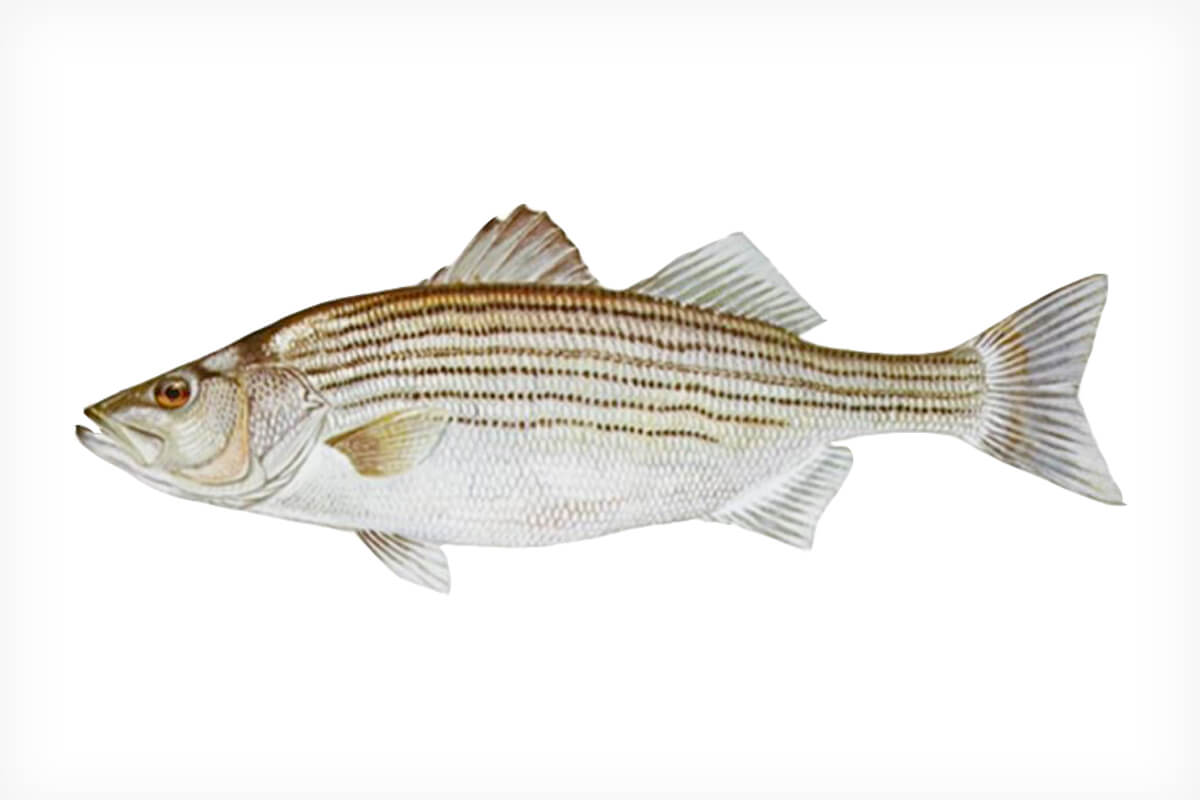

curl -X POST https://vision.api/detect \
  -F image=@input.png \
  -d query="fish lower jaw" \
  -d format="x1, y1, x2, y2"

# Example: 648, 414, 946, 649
78, 410, 163, 467
76, 423, 136, 467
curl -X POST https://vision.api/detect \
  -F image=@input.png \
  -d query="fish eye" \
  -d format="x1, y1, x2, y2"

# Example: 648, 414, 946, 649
154, 377, 191, 409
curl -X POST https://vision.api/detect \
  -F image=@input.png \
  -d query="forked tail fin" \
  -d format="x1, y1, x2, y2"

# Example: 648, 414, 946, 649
961, 274, 1122, 504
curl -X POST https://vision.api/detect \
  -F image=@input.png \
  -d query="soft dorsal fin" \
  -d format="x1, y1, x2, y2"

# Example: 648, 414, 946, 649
426, 205, 599, 286
706, 444, 853, 548
326, 406, 449, 477
629, 233, 823, 336
357, 530, 451, 593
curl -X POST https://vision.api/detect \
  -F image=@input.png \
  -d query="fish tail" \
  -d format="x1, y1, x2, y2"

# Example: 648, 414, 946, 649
960, 274, 1123, 504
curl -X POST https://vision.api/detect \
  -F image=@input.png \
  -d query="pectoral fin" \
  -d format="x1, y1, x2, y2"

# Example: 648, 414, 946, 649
357, 530, 451, 593
706, 445, 853, 548
326, 407, 449, 477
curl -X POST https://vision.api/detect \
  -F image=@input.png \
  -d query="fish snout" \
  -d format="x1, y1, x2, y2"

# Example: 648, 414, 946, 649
81, 403, 164, 467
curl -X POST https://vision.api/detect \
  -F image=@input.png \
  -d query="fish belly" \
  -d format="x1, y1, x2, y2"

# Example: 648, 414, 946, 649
262, 413, 814, 546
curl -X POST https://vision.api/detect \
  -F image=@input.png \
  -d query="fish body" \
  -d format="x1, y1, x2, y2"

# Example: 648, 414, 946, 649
253, 283, 979, 545
79, 207, 1122, 591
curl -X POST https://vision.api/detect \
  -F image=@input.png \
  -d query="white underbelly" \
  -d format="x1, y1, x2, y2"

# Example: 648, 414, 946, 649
254, 423, 817, 546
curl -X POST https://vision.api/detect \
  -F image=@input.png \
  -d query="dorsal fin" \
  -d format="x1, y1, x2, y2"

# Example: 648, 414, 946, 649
426, 205, 599, 286
629, 233, 823, 336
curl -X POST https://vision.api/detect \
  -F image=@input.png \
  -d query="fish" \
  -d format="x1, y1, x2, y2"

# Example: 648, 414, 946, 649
77, 205, 1123, 592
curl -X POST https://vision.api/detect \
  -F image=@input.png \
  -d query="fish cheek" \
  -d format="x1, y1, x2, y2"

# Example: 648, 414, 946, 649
173, 376, 253, 485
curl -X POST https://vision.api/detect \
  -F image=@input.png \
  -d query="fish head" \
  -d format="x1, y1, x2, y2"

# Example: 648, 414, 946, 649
78, 350, 330, 507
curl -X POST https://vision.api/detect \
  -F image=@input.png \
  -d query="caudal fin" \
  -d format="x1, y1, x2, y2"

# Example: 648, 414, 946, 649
962, 274, 1122, 504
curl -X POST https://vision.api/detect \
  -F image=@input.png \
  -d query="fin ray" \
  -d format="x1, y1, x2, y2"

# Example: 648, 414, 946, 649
357, 530, 450, 592
427, 205, 598, 286
629, 233, 822, 336
962, 274, 1122, 504
326, 407, 449, 477
706, 444, 853, 547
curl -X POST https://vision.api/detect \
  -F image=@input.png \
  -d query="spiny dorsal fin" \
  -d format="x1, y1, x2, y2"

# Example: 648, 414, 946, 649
706, 444, 853, 548
427, 205, 599, 286
629, 233, 823, 336
357, 530, 451, 593
326, 407, 449, 477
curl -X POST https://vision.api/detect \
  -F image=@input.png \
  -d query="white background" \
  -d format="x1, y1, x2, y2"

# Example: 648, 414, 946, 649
2, 1, 1196, 797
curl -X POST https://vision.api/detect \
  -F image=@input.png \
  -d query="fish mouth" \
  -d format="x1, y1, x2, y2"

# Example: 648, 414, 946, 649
78, 407, 164, 468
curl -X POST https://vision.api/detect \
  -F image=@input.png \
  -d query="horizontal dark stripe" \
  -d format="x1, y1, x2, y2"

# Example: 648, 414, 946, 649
324, 292, 800, 353
341, 388, 792, 428
304, 343, 980, 390
324, 284, 800, 343
451, 415, 722, 444
341, 378, 977, 421
315, 360, 983, 409
283, 286, 979, 379
296, 321, 980, 386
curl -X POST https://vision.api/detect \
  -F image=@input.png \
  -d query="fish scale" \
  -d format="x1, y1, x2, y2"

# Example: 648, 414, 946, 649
78, 205, 1122, 593
250, 291, 981, 547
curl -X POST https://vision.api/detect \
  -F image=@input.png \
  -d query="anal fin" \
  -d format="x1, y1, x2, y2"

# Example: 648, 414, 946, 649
706, 445, 853, 548
357, 530, 451, 593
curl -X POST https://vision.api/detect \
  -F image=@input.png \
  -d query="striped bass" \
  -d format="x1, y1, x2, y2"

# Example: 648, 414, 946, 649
77, 206, 1122, 592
